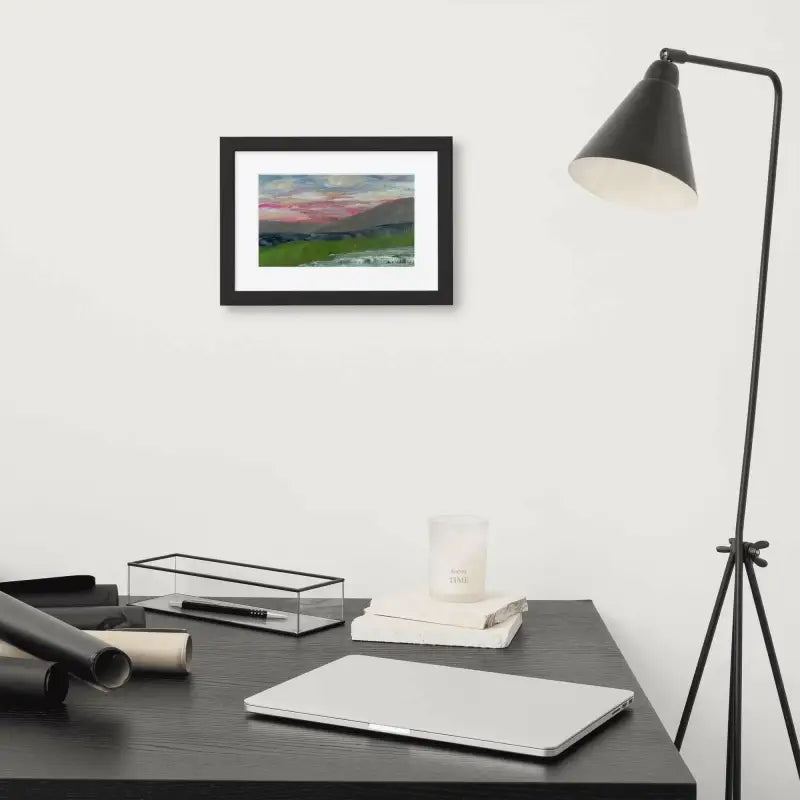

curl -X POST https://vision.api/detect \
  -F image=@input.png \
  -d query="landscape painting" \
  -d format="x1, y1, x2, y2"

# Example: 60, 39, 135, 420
258, 174, 414, 267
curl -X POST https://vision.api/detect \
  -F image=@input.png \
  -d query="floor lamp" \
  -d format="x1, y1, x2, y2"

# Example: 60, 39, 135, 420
568, 48, 799, 799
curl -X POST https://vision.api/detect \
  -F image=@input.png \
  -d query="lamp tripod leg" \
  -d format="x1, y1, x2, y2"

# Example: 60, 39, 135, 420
731, 539, 745, 800
675, 550, 736, 750
744, 558, 800, 778
725, 602, 738, 799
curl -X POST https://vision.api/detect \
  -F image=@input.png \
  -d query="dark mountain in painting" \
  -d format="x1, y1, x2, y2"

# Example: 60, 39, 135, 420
259, 222, 412, 248
315, 197, 414, 233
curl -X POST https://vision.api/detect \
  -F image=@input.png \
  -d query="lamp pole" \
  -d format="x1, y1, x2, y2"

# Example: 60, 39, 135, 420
660, 48, 786, 800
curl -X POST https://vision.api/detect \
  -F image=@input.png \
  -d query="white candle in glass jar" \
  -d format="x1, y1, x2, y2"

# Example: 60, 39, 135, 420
428, 515, 488, 603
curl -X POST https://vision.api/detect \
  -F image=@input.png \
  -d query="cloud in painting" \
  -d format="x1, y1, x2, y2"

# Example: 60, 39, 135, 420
324, 175, 364, 188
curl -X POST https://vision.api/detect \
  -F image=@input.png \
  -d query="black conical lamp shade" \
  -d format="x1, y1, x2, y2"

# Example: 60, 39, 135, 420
569, 60, 697, 211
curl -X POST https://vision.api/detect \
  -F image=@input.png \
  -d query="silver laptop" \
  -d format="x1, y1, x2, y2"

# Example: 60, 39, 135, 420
244, 655, 634, 757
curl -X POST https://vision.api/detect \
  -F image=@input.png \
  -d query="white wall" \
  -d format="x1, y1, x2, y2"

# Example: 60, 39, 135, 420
1, 0, 798, 795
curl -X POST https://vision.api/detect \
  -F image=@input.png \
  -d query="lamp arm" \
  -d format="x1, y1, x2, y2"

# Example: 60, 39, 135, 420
661, 46, 782, 800
660, 47, 782, 89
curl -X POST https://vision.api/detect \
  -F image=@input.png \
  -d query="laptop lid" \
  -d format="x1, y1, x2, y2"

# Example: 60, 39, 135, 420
244, 655, 634, 757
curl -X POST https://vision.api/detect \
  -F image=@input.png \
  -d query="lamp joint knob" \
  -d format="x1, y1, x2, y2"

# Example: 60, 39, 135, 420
661, 48, 688, 63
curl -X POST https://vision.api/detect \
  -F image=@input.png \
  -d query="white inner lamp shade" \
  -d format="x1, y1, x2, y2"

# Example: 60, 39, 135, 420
569, 156, 698, 212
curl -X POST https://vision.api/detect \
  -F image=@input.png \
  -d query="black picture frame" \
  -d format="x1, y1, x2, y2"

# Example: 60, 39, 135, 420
220, 137, 453, 306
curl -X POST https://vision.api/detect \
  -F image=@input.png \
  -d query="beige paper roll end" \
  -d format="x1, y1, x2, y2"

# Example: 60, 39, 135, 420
94, 630, 192, 674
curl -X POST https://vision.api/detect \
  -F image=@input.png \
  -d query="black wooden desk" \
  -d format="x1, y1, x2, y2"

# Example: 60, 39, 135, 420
0, 599, 694, 799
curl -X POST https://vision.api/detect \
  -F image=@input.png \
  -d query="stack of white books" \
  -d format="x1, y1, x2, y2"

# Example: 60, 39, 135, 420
351, 589, 527, 648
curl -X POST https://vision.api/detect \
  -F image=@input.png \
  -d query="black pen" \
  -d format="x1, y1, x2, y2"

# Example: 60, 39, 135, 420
169, 597, 287, 620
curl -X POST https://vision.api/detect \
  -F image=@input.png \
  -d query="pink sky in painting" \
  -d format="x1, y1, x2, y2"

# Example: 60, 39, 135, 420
258, 174, 414, 223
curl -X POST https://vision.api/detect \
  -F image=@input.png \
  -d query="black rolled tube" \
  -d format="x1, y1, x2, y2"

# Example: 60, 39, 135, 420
0, 575, 95, 595
0, 657, 69, 705
0, 591, 131, 689
7, 584, 119, 608
41, 606, 147, 630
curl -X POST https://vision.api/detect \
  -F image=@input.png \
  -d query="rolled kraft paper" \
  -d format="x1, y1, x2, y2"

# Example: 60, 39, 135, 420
0, 657, 69, 705
0, 590, 131, 689
8, 584, 119, 608
41, 605, 147, 630
0, 630, 192, 675
98, 630, 192, 674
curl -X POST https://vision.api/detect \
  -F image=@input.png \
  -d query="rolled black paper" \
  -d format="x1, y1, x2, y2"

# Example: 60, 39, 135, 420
41, 605, 147, 630
0, 575, 95, 595
0, 591, 131, 689
8, 584, 119, 608
0, 657, 69, 705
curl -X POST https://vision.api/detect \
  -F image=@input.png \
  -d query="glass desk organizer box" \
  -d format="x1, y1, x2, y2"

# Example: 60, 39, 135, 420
127, 554, 345, 636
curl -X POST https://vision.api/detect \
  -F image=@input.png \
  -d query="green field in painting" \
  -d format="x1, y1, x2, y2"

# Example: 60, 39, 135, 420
259, 231, 414, 267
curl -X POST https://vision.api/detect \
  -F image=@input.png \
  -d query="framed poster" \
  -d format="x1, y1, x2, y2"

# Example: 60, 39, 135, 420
220, 137, 453, 305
